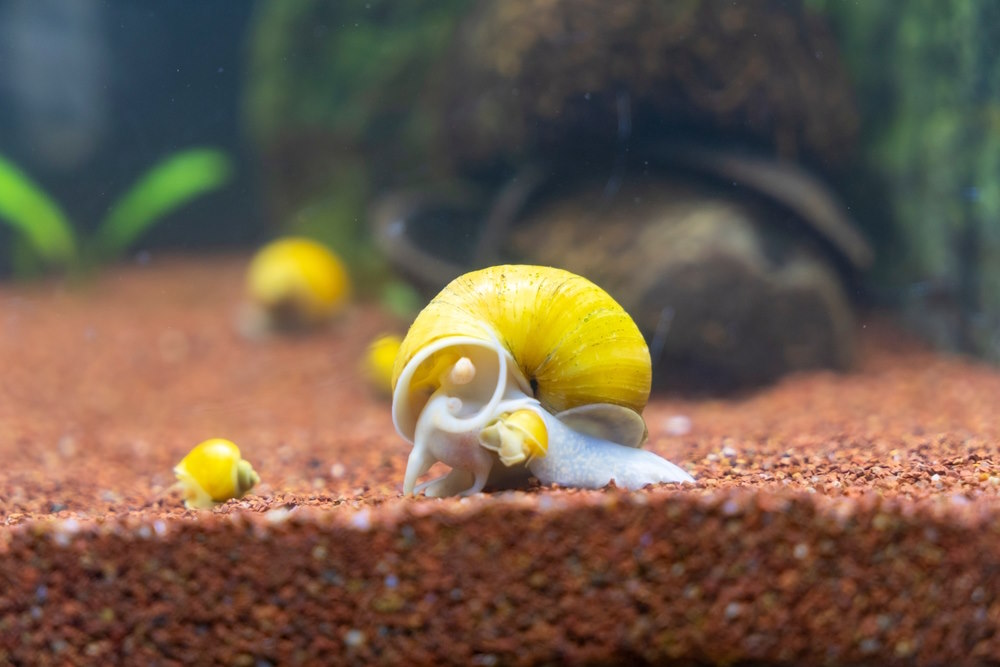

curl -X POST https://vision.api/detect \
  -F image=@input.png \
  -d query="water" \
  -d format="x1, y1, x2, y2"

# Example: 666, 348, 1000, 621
1, 0, 996, 375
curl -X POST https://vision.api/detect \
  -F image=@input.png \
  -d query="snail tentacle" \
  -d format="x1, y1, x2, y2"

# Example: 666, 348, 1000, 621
415, 466, 489, 498
402, 345, 525, 496
403, 444, 436, 497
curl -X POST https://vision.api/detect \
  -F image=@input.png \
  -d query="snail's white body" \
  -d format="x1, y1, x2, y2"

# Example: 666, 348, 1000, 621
529, 407, 693, 491
395, 332, 693, 497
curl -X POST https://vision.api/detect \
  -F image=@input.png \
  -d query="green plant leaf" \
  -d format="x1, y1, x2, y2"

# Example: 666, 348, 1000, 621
0, 155, 77, 265
92, 147, 234, 260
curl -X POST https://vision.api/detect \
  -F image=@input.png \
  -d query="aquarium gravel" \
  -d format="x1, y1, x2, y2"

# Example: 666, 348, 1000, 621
2, 257, 1000, 665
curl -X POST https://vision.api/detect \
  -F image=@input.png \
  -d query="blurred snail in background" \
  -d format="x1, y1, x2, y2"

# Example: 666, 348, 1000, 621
391, 264, 694, 497
241, 237, 351, 336
364, 334, 403, 397
173, 438, 260, 509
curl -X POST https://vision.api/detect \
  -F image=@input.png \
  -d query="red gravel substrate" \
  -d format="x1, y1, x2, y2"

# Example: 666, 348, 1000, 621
2, 256, 1000, 665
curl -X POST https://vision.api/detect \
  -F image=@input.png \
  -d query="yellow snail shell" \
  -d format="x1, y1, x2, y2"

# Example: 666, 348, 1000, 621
391, 265, 693, 497
173, 438, 260, 509
245, 237, 351, 331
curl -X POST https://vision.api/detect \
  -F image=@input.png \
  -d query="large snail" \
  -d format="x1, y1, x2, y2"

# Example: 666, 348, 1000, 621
391, 265, 693, 497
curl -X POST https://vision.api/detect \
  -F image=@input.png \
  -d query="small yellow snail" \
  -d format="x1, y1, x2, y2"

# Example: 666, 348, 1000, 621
245, 237, 351, 331
364, 334, 403, 396
391, 264, 694, 497
173, 438, 261, 509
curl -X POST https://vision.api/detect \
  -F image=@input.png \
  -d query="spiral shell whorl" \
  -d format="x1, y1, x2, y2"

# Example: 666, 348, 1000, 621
393, 265, 651, 436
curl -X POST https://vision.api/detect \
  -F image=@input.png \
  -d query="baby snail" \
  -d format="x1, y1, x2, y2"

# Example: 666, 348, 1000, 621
244, 237, 351, 333
364, 333, 403, 397
173, 438, 261, 509
391, 264, 694, 497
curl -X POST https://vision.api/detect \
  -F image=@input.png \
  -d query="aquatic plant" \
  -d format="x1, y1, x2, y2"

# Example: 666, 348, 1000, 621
244, 0, 470, 289
89, 149, 233, 262
0, 156, 77, 266
0, 147, 233, 276
807, 1, 1000, 358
